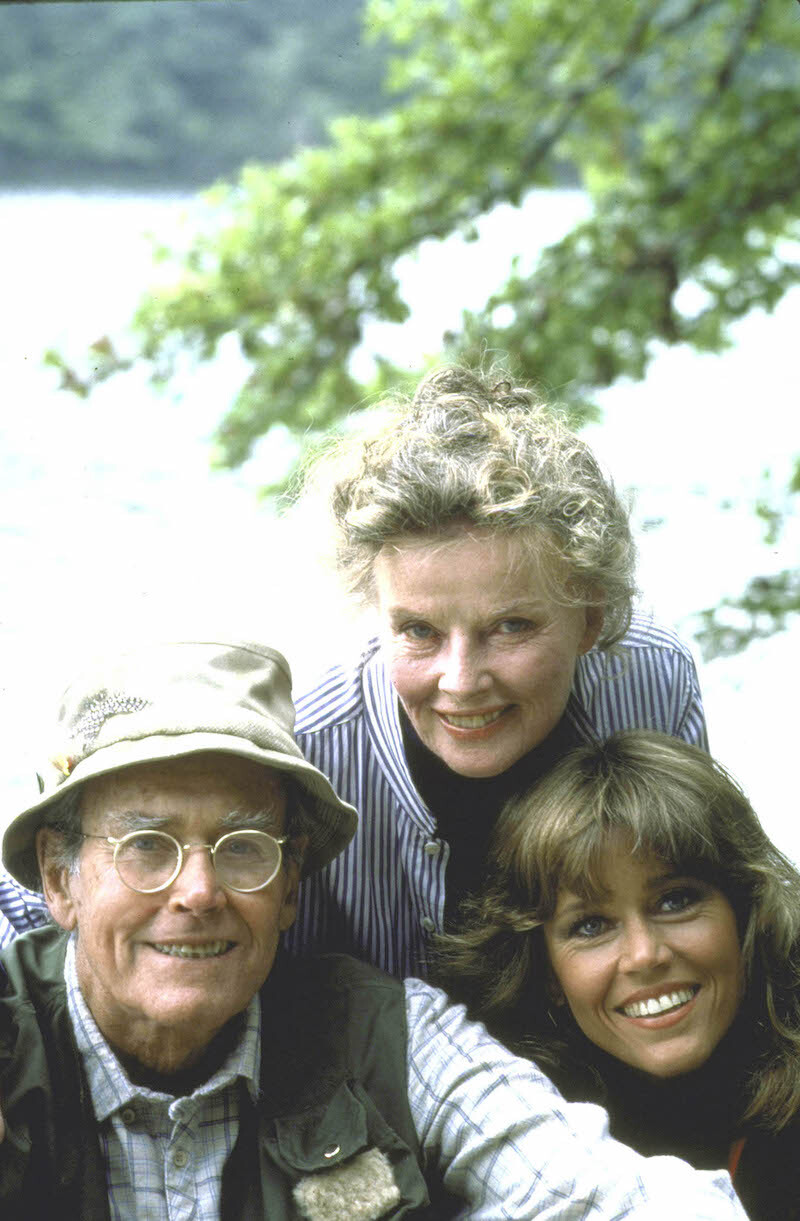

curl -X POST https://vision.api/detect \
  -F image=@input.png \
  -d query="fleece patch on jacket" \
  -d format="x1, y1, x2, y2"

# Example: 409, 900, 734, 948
293, 1147, 401, 1221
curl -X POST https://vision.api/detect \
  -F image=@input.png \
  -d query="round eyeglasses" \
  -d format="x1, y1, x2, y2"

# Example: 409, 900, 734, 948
83, 829, 287, 894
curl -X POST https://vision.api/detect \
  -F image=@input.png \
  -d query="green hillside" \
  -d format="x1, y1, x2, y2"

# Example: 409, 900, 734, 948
0, 0, 386, 188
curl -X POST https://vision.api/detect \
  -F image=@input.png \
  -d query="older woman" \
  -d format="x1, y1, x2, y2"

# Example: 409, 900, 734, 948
436, 732, 800, 1221
287, 365, 707, 977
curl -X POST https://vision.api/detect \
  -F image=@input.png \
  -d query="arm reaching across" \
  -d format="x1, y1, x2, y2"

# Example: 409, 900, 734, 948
406, 978, 745, 1219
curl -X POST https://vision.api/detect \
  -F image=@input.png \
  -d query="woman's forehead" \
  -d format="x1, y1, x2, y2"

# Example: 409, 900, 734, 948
374, 526, 568, 600
553, 837, 685, 903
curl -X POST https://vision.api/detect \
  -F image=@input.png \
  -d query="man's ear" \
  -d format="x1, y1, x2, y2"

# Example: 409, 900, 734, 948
278, 835, 308, 933
36, 828, 79, 932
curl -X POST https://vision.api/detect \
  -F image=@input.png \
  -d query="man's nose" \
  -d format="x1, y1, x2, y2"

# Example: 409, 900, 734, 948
166, 845, 225, 913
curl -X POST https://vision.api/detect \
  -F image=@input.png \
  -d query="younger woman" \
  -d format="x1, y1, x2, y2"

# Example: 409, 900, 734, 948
437, 732, 800, 1220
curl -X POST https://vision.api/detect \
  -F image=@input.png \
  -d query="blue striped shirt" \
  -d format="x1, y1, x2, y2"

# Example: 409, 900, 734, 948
287, 613, 708, 978
0, 876, 48, 950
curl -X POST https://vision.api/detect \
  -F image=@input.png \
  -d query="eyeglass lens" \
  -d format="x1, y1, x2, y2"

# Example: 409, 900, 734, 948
114, 830, 282, 893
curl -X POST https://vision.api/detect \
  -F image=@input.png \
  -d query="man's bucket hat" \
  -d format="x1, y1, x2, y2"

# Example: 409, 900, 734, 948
3, 639, 357, 890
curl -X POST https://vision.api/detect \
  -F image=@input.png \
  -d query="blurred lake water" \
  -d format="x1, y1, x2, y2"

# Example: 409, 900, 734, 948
1, 190, 797, 856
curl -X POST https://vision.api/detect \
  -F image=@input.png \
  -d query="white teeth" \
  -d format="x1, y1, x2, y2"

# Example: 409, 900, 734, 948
152, 941, 231, 959
441, 710, 505, 729
621, 988, 696, 1018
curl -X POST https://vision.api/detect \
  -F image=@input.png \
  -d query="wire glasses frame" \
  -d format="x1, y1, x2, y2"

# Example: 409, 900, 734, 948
81, 829, 287, 894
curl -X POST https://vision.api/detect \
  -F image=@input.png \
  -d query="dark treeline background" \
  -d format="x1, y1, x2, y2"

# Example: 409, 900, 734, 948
0, 0, 387, 188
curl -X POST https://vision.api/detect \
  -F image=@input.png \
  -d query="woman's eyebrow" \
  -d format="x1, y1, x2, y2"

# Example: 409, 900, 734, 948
552, 883, 614, 918
645, 868, 693, 888
389, 597, 549, 622
493, 599, 547, 615
387, 605, 421, 621
552, 895, 591, 920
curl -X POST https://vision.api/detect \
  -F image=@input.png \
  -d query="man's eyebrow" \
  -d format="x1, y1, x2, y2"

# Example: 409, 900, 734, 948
104, 810, 173, 834
102, 808, 283, 835
218, 808, 284, 834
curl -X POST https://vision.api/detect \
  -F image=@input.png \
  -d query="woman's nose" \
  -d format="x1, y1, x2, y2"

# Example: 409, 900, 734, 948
618, 918, 672, 972
167, 845, 225, 914
437, 636, 489, 695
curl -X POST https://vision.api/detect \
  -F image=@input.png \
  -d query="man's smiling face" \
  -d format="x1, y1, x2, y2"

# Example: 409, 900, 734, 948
38, 751, 301, 1075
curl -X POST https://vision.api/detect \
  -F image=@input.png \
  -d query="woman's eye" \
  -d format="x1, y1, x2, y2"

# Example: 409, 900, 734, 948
569, 914, 609, 940
496, 618, 532, 635
401, 622, 435, 641
658, 886, 701, 914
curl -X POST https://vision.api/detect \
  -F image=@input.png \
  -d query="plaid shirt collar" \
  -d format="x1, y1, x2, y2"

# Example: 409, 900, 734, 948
64, 934, 261, 1123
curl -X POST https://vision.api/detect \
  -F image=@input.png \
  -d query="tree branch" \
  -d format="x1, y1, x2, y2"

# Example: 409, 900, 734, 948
715, 0, 767, 91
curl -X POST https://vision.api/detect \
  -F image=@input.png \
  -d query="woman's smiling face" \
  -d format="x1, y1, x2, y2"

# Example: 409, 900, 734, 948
374, 528, 602, 778
544, 840, 745, 1078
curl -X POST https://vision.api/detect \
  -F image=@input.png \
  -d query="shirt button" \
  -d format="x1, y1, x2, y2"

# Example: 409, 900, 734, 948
121, 1108, 136, 1126
172, 1150, 189, 1168
323, 1145, 341, 1160
421, 916, 436, 933
423, 840, 441, 856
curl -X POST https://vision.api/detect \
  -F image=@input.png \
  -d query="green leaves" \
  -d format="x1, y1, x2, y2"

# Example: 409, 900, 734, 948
58, 0, 799, 483
694, 458, 800, 657
694, 571, 800, 660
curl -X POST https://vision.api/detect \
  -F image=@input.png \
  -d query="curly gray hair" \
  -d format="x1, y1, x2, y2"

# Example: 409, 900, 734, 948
311, 365, 636, 647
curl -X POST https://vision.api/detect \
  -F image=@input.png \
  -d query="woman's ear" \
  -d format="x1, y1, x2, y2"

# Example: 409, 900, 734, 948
543, 970, 568, 1031
578, 600, 605, 655
36, 828, 78, 931
545, 966, 566, 1008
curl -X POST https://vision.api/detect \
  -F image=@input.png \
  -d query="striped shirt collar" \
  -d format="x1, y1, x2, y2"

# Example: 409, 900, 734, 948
362, 644, 433, 830
64, 934, 261, 1123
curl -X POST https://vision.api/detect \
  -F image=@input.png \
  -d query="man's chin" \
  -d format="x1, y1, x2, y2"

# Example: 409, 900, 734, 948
112, 996, 248, 1081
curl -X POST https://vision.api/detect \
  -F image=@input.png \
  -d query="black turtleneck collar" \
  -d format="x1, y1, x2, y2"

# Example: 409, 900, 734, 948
400, 709, 582, 928
550, 1009, 758, 1171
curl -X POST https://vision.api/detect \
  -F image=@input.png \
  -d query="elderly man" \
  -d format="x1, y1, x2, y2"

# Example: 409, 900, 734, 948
0, 640, 744, 1219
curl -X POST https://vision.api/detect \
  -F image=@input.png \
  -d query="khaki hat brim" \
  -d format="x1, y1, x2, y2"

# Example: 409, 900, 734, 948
3, 732, 357, 891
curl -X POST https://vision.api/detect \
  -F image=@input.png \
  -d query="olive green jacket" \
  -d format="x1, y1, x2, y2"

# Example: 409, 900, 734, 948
0, 926, 443, 1220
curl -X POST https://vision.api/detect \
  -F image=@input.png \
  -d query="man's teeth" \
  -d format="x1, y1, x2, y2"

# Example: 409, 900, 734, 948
622, 988, 696, 1018
152, 941, 232, 959
441, 710, 505, 729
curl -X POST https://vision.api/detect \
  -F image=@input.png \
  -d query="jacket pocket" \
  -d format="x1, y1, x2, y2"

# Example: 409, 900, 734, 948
266, 1079, 432, 1220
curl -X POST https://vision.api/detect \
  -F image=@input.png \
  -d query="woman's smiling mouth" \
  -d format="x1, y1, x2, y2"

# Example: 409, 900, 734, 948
618, 985, 699, 1019
436, 707, 511, 730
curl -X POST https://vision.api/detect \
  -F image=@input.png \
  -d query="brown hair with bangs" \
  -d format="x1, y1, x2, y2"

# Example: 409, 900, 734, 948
434, 731, 800, 1130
